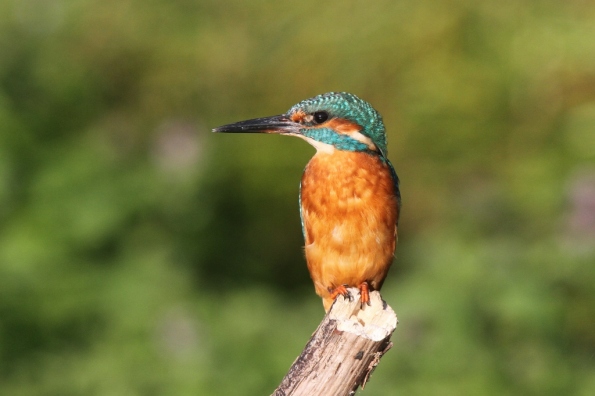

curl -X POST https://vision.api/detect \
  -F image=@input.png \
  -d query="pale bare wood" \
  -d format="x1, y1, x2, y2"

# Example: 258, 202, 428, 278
272, 288, 397, 396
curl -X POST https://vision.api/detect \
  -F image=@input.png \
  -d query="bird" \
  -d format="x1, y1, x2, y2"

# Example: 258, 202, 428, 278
213, 92, 400, 312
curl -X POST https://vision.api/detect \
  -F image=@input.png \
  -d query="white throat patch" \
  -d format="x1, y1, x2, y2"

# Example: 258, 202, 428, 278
291, 134, 336, 154
347, 131, 378, 152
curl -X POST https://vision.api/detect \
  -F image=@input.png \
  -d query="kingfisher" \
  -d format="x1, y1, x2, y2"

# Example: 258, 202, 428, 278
213, 92, 400, 312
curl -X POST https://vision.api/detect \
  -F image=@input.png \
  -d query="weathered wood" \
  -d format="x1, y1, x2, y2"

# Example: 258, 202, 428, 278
272, 288, 397, 396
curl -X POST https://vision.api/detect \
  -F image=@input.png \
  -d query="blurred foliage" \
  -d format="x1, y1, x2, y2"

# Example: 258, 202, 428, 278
1, 0, 595, 394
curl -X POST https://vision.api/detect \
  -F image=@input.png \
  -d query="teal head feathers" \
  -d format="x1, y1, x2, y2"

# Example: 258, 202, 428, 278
212, 92, 388, 157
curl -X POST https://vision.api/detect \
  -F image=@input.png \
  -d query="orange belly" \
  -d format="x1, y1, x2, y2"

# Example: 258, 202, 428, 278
300, 150, 399, 311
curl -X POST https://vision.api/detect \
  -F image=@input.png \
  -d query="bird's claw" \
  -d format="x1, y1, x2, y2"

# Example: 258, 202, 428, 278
359, 281, 372, 308
330, 284, 352, 302
330, 283, 374, 308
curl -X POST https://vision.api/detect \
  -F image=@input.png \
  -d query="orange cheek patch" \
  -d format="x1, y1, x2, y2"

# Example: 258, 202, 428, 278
321, 118, 362, 134
291, 110, 306, 123
314, 118, 377, 151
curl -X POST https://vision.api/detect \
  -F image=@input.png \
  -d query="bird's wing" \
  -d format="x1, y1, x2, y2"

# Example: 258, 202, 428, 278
385, 158, 401, 225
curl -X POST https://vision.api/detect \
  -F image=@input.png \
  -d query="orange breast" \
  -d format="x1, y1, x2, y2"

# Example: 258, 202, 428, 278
300, 150, 399, 308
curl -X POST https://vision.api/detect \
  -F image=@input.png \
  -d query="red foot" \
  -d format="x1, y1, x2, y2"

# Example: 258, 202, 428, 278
359, 282, 371, 307
329, 284, 352, 302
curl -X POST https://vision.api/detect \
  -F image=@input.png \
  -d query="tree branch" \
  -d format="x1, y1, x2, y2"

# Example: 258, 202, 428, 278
272, 288, 397, 396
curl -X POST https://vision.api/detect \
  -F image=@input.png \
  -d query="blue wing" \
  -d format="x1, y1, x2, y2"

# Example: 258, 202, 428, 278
299, 179, 306, 240
383, 157, 401, 224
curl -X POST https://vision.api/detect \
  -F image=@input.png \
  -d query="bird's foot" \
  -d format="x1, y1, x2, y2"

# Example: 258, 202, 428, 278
359, 282, 371, 308
329, 284, 352, 302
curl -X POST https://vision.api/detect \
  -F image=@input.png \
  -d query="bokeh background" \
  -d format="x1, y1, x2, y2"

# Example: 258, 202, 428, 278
1, 0, 595, 395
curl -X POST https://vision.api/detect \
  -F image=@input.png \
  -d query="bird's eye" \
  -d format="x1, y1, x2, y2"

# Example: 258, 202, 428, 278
313, 111, 329, 124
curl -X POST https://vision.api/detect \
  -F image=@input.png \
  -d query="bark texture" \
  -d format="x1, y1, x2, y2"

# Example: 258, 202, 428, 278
272, 288, 397, 396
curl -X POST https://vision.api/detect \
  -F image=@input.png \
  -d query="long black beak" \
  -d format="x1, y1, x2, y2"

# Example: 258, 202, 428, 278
212, 114, 301, 134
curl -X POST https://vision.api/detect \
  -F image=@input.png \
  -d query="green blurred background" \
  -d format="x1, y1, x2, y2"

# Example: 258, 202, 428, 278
1, 0, 595, 395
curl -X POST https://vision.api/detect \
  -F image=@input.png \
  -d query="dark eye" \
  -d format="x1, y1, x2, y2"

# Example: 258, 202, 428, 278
313, 111, 329, 124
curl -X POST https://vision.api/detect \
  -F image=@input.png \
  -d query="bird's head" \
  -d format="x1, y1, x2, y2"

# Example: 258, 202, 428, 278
213, 92, 388, 156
